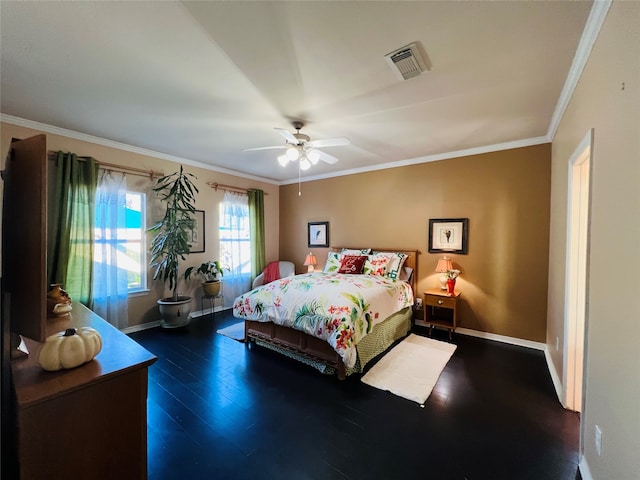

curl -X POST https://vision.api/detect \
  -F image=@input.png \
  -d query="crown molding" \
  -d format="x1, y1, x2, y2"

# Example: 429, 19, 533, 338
0, 113, 279, 185
547, 0, 612, 140
3, 113, 549, 187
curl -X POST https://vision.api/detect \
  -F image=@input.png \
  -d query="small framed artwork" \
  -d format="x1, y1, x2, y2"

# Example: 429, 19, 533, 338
308, 221, 329, 247
428, 218, 468, 254
190, 209, 205, 253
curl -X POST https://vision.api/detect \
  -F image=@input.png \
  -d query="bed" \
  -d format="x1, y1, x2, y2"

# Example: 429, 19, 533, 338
233, 247, 418, 379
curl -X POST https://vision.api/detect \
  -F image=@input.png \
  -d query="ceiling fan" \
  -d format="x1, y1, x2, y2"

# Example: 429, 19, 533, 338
244, 121, 350, 170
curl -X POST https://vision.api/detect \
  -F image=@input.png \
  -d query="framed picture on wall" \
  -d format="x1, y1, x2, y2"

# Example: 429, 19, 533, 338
428, 218, 468, 254
190, 209, 205, 253
308, 221, 329, 247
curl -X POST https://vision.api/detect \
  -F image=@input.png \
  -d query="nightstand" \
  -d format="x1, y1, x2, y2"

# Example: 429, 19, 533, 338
420, 288, 461, 340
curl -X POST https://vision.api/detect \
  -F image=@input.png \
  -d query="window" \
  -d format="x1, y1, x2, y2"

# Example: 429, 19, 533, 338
122, 192, 147, 291
219, 194, 250, 275
94, 191, 147, 293
219, 192, 251, 307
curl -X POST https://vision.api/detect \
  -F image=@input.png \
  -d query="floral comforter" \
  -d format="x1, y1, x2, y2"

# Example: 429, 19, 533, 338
232, 272, 414, 368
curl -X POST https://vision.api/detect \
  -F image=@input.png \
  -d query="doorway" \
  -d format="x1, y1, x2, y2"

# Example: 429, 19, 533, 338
563, 129, 592, 413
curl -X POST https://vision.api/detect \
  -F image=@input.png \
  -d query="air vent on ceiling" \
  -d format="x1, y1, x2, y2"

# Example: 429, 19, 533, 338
384, 43, 429, 81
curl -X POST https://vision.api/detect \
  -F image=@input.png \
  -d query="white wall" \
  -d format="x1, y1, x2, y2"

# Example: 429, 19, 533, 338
548, 1, 640, 478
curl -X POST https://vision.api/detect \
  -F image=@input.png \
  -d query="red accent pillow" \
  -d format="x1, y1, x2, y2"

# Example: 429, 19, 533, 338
338, 255, 367, 274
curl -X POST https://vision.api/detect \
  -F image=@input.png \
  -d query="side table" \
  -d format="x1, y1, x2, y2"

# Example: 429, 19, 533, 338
201, 293, 224, 320
421, 288, 461, 340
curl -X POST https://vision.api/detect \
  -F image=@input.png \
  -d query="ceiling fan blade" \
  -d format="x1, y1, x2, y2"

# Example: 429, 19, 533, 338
274, 128, 298, 144
308, 137, 350, 148
317, 150, 339, 165
243, 145, 286, 152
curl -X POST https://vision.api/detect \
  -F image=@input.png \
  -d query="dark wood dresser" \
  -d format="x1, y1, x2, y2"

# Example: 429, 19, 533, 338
11, 303, 157, 479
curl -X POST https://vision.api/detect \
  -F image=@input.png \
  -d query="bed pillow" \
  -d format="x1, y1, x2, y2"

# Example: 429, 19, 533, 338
337, 255, 367, 274
341, 248, 372, 255
363, 253, 393, 276
399, 266, 413, 283
379, 252, 409, 280
323, 252, 343, 273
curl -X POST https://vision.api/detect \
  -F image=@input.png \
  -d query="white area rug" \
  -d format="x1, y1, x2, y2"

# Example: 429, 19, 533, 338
216, 322, 245, 342
361, 334, 457, 405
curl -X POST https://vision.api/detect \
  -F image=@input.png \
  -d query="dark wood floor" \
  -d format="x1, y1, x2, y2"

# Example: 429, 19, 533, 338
129, 310, 580, 480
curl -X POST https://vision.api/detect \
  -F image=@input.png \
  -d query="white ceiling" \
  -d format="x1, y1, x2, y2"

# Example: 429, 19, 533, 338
0, 1, 593, 184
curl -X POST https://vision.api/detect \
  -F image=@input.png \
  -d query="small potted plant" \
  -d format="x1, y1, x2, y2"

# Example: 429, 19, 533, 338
445, 269, 461, 295
185, 261, 228, 296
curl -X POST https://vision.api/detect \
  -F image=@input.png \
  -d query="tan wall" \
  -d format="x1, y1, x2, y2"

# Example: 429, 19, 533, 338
0, 122, 280, 328
280, 144, 551, 343
548, 1, 640, 478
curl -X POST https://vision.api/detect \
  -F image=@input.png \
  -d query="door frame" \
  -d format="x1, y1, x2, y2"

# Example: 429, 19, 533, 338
562, 129, 592, 415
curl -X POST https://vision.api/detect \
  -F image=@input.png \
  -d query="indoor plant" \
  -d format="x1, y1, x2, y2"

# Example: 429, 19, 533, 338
184, 260, 228, 296
445, 269, 460, 295
148, 165, 199, 328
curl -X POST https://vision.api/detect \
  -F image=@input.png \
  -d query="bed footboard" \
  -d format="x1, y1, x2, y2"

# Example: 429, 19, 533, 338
244, 320, 347, 380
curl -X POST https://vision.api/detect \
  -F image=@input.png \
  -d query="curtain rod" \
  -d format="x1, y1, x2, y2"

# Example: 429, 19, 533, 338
206, 181, 269, 196
97, 160, 163, 179
47, 151, 162, 179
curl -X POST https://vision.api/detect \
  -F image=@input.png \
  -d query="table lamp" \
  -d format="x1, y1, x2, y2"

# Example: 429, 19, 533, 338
304, 252, 317, 272
435, 257, 453, 290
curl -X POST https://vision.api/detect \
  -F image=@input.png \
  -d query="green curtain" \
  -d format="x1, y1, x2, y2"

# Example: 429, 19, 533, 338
47, 151, 98, 307
247, 189, 265, 279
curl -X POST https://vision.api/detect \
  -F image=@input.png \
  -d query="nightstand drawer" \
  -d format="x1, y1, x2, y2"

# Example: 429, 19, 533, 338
425, 295, 455, 309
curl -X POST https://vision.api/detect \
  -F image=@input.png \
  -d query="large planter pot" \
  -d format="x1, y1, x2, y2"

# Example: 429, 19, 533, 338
202, 280, 221, 297
157, 296, 192, 328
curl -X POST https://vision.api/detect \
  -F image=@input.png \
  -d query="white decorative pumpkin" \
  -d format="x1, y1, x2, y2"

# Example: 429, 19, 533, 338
38, 327, 103, 371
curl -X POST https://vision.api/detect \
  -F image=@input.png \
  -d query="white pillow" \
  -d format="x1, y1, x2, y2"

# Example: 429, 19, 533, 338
380, 252, 409, 280
323, 252, 343, 273
363, 253, 393, 276
341, 248, 372, 255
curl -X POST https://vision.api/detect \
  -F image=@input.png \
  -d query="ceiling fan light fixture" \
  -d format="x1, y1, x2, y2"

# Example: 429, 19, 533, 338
253, 122, 348, 171
299, 158, 311, 170
286, 146, 299, 160
307, 149, 320, 165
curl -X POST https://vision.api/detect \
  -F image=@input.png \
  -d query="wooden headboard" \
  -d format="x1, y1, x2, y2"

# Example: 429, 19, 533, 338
330, 247, 419, 294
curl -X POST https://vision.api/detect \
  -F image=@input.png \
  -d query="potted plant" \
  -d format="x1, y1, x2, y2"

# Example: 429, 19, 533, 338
184, 261, 228, 296
445, 269, 461, 295
148, 165, 199, 328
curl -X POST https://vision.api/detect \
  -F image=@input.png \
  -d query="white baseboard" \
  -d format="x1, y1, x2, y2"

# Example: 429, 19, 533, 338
121, 320, 161, 334
580, 456, 594, 480
190, 305, 228, 318
455, 327, 546, 351
455, 328, 566, 406
119, 307, 230, 334
544, 346, 566, 407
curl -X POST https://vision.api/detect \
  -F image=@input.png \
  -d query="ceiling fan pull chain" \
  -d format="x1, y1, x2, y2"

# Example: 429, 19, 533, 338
298, 164, 302, 196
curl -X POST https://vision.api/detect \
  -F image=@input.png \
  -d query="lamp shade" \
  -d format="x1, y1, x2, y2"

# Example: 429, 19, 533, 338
286, 146, 299, 160
435, 257, 453, 291
304, 252, 317, 272
435, 257, 453, 273
277, 154, 289, 167
299, 158, 311, 170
